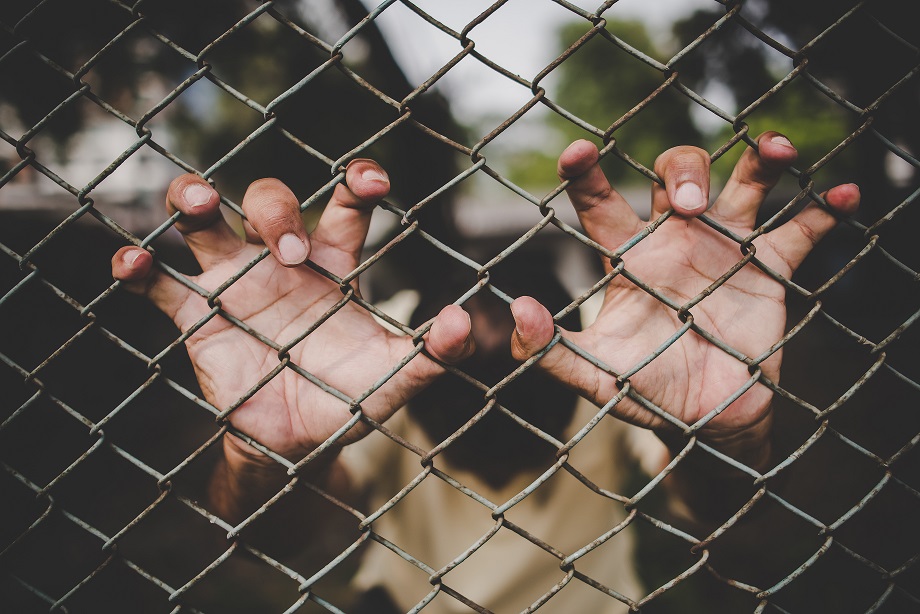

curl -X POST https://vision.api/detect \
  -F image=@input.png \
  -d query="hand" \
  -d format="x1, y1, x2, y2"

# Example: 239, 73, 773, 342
510, 133, 860, 467
112, 160, 473, 467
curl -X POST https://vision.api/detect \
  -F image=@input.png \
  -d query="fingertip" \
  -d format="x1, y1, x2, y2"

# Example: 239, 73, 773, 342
509, 296, 555, 360
168, 174, 219, 217
825, 183, 860, 216
656, 146, 710, 217
112, 246, 153, 281
558, 139, 600, 179
756, 131, 799, 167
276, 232, 311, 267
344, 159, 390, 203
671, 181, 708, 216
427, 304, 474, 364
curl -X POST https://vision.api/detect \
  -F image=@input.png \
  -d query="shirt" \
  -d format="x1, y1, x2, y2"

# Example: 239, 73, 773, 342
341, 397, 667, 613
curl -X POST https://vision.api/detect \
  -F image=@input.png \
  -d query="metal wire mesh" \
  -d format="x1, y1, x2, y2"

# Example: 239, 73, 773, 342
1, 0, 918, 612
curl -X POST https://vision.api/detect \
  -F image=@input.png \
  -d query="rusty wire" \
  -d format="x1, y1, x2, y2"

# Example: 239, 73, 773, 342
1, 0, 918, 612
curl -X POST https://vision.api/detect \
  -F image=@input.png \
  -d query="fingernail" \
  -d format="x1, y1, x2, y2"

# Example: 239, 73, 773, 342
184, 183, 213, 208
674, 182, 705, 212
124, 249, 141, 266
771, 134, 794, 148
277, 233, 307, 265
361, 168, 388, 183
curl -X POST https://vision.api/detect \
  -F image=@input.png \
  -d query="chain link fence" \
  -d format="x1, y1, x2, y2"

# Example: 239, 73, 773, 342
1, 0, 918, 612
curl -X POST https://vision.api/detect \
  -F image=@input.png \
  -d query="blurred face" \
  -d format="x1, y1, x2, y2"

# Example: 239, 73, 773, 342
408, 293, 577, 489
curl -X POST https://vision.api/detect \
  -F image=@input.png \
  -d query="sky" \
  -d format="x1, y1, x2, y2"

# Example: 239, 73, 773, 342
362, 0, 716, 120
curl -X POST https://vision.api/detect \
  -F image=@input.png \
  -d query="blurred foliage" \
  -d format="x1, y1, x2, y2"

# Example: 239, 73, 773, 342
507, 19, 702, 190
0, 0, 466, 296
672, 0, 919, 195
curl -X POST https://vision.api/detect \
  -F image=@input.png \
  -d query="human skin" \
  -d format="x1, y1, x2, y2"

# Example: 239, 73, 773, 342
111, 133, 859, 522
509, 132, 859, 472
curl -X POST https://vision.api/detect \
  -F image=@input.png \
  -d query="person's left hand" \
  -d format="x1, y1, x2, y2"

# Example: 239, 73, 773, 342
510, 133, 860, 467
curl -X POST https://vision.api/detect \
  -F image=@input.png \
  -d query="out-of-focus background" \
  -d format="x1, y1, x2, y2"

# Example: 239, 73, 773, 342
1, 0, 918, 612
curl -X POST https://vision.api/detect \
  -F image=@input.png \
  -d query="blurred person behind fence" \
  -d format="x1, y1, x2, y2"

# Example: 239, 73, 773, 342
112, 132, 859, 612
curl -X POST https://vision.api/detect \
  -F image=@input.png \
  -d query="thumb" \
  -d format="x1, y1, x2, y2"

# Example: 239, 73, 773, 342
424, 304, 475, 364
510, 296, 607, 406
509, 296, 556, 360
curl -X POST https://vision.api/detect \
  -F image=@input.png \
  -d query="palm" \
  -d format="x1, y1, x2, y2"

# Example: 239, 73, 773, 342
114, 166, 470, 463
572, 214, 786, 436
177, 241, 414, 459
513, 135, 858, 451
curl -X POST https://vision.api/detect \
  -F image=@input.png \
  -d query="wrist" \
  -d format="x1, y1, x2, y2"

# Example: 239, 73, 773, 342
657, 422, 773, 476
221, 432, 340, 487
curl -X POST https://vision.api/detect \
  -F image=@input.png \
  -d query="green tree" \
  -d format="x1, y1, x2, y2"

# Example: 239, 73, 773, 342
508, 19, 702, 192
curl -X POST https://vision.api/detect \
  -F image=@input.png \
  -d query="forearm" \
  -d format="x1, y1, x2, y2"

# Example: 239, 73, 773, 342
209, 434, 352, 554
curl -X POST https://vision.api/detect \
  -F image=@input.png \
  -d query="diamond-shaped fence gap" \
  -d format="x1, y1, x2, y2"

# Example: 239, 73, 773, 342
9, 0, 135, 79
826, 367, 920, 461
269, 64, 402, 155
357, 0, 473, 93
684, 494, 828, 600
0, 159, 85, 229
168, 544, 308, 614
6, 210, 141, 308
795, 9, 919, 112
435, 51, 546, 135
0, 41, 85, 146
16, 96, 153, 200
30, 324, 156, 428
201, 11, 335, 111
805, 241, 920, 349
347, 535, 438, 611
0, 269, 89, 374
98, 378, 223, 480
41, 442, 168, 540
50, 553, 187, 614
833, 475, 920, 575
132, 0, 268, 59
199, 121, 327, 208
74, 27, 201, 129
542, 23, 672, 138
622, 513, 711, 610
0, 466, 50, 555
457, 0, 576, 90
0, 395, 98, 497
776, 429, 888, 532
432, 521, 571, 613
728, 79, 859, 184
769, 541, 894, 614
2, 506, 116, 609
111, 493, 231, 597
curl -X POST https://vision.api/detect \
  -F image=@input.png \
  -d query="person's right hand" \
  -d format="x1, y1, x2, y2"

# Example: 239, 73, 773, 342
112, 160, 473, 467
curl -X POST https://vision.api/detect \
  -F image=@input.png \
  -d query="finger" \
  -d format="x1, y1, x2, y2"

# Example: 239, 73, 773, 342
310, 159, 390, 268
762, 183, 860, 274
509, 297, 603, 403
241, 178, 311, 267
424, 304, 475, 365
651, 146, 711, 219
385, 304, 475, 400
558, 140, 643, 254
166, 175, 245, 267
112, 246, 209, 330
710, 131, 798, 227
